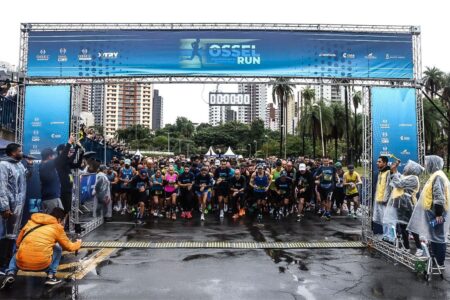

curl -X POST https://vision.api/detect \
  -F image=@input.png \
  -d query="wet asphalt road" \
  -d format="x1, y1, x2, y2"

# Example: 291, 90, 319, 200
1, 213, 449, 300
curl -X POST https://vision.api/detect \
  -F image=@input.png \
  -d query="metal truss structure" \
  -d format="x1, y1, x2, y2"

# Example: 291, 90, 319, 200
69, 85, 82, 234
16, 23, 429, 272
361, 86, 373, 242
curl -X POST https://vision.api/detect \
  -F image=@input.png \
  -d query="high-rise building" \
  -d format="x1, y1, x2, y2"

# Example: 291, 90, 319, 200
285, 94, 299, 135
313, 85, 344, 102
238, 84, 267, 123
152, 89, 164, 130
209, 105, 228, 126
92, 84, 105, 126
265, 103, 279, 131
103, 83, 153, 138
80, 85, 92, 112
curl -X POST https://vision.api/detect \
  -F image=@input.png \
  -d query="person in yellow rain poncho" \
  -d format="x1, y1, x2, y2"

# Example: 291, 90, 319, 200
373, 156, 398, 239
383, 160, 424, 255
407, 155, 450, 266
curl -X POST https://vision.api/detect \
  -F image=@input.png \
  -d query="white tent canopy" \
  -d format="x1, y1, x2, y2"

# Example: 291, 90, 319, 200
134, 150, 143, 158
205, 146, 217, 157
223, 147, 237, 158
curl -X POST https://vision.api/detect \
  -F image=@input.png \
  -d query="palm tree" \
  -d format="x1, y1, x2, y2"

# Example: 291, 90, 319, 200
300, 87, 315, 155
272, 78, 294, 157
441, 73, 450, 171
422, 97, 444, 153
329, 102, 346, 161
352, 90, 362, 165
423, 66, 444, 99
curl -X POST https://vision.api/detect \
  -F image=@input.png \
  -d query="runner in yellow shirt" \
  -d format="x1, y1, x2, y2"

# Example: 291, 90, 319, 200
343, 165, 362, 218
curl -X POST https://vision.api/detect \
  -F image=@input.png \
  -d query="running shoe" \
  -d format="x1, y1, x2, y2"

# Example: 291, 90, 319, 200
120, 208, 126, 215
172, 213, 177, 220
186, 211, 193, 219
166, 211, 171, 219
322, 212, 331, 221
336, 208, 341, 215
239, 208, 246, 217
232, 213, 239, 219
153, 210, 159, 217
296, 214, 302, 222
204, 208, 209, 215
44, 275, 62, 286
201, 213, 205, 221
0, 274, 15, 289
224, 204, 228, 213
415, 249, 425, 257
257, 213, 263, 222
181, 211, 186, 219
220, 209, 224, 219
136, 219, 145, 225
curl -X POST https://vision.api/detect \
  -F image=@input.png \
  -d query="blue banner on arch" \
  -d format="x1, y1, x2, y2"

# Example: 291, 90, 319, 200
371, 87, 418, 172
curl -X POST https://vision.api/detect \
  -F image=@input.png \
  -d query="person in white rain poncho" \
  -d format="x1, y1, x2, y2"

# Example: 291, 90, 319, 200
94, 165, 112, 221
383, 160, 424, 254
0, 144, 33, 273
407, 155, 450, 266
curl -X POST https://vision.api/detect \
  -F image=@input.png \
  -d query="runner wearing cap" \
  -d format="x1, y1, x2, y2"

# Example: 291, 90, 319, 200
295, 163, 314, 222
343, 164, 362, 218
150, 169, 164, 218
118, 159, 136, 215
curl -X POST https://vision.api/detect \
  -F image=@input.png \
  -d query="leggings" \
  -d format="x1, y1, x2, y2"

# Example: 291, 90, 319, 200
430, 242, 446, 266
398, 224, 421, 250
180, 190, 193, 211
230, 193, 245, 214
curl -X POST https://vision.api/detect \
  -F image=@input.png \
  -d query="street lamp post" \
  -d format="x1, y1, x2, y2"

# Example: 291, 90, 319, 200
167, 132, 170, 153
247, 143, 252, 158
264, 134, 269, 158
312, 103, 325, 157
253, 140, 257, 157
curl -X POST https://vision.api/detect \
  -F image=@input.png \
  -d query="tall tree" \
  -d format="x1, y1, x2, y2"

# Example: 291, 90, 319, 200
300, 87, 315, 155
329, 102, 346, 161
272, 78, 294, 158
352, 90, 362, 165
423, 66, 444, 99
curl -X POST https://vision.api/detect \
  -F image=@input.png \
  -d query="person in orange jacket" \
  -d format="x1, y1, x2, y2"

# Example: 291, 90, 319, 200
1, 207, 81, 288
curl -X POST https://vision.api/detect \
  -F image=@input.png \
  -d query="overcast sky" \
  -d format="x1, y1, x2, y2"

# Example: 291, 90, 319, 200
1, 0, 448, 124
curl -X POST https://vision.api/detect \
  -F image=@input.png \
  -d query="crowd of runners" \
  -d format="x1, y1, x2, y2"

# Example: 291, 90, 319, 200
103, 155, 363, 224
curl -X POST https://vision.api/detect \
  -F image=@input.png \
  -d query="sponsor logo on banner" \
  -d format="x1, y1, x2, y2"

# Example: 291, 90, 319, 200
98, 52, 119, 59
365, 53, 377, 60
58, 48, 68, 62
385, 53, 406, 60
319, 53, 336, 57
78, 48, 92, 61
50, 121, 65, 125
51, 133, 62, 139
179, 38, 261, 68
400, 135, 410, 141
36, 49, 49, 61
342, 53, 355, 59
31, 117, 42, 127
401, 149, 411, 155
